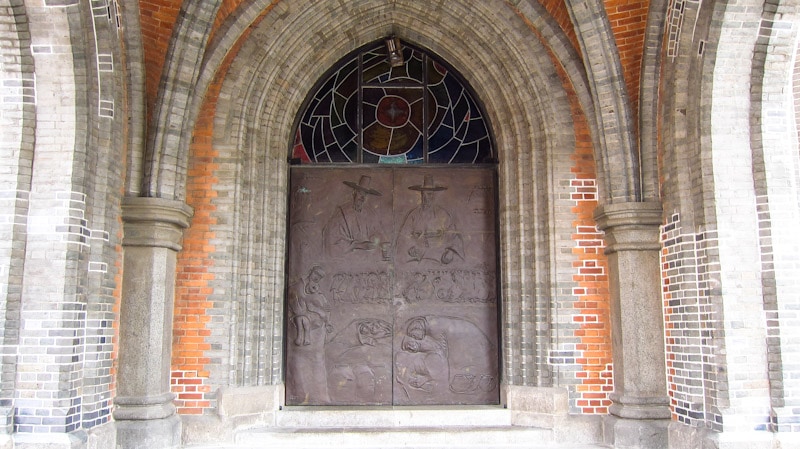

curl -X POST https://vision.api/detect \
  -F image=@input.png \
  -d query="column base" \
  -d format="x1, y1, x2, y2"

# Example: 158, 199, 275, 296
604, 415, 669, 449
609, 394, 671, 419
115, 415, 181, 449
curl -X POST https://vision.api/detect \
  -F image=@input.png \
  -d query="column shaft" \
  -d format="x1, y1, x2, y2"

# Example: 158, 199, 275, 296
595, 202, 669, 449
114, 198, 192, 449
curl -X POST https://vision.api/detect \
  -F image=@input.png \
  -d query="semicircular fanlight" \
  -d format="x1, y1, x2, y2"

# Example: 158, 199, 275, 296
292, 40, 494, 165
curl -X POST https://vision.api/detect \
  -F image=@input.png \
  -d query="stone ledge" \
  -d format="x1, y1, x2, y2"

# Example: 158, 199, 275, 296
594, 202, 662, 254
122, 197, 193, 251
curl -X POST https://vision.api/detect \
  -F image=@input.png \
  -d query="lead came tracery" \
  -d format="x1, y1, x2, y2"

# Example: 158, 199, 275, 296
292, 41, 494, 164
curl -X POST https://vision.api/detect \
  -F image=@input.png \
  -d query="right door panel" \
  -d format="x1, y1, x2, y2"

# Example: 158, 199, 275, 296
390, 168, 499, 405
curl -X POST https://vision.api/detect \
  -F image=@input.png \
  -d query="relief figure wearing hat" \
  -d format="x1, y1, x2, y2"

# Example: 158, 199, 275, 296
323, 175, 386, 259
396, 175, 464, 265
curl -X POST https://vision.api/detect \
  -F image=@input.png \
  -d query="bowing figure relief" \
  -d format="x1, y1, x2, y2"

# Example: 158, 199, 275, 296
394, 315, 498, 404
289, 265, 332, 346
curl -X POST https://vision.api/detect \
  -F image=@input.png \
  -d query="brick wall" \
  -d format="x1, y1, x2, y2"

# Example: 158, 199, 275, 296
172, 49, 223, 417
139, 0, 181, 123
168, 1, 617, 418
604, 0, 649, 131
660, 213, 717, 427
1, 0, 126, 436
0, 0, 35, 426
567, 82, 612, 415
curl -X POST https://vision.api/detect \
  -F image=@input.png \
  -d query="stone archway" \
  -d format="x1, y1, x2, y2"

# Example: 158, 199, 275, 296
206, 2, 578, 392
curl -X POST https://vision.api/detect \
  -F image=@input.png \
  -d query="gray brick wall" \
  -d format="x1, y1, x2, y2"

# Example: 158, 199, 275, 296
0, 0, 125, 438
183, 0, 608, 419
0, 0, 34, 431
659, 0, 800, 441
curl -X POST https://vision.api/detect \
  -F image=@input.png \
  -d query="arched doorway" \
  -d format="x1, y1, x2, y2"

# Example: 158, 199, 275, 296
285, 40, 500, 406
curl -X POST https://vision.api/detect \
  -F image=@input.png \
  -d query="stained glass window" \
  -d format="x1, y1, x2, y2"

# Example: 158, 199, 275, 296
292, 40, 494, 164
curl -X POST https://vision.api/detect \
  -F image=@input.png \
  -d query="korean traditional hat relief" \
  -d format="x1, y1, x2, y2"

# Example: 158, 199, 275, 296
343, 175, 382, 196
409, 174, 447, 191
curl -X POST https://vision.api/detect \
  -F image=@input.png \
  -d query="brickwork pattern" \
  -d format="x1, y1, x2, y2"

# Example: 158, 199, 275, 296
500, 1, 604, 394
604, 0, 648, 134
565, 0, 639, 202
82, 0, 125, 431
0, 0, 127, 437
665, 0, 687, 58
551, 56, 612, 414
536, 0, 581, 53
171, 59, 222, 415
660, 213, 717, 428
210, 0, 246, 41
166, 0, 613, 418
139, 0, 181, 123
569, 181, 612, 415
751, 10, 800, 432
171, 25, 262, 414
705, 0, 773, 433
140, 0, 221, 200
657, 0, 799, 439
0, 0, 34, 426
14, 2, 88, 433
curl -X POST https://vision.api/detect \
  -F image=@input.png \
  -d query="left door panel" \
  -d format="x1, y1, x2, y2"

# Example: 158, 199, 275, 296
286, 167, 395, 405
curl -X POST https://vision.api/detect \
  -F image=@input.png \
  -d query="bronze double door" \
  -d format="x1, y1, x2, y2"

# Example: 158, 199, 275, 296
285, 167, 498, 406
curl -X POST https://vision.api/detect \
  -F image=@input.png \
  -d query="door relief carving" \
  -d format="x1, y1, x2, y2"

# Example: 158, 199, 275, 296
286, 167, 498, 406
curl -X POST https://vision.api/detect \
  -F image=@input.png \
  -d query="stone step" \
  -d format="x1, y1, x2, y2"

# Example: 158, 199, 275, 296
182, 406, 610, 449
274, 405, 513, 428
230, 425, 604, 449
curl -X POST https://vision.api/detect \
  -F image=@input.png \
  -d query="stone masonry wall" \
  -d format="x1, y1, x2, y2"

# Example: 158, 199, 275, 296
0, 0, 126, 439
167, 2, 618, 418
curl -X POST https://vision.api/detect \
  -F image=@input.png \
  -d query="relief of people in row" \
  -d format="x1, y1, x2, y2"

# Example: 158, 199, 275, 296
330, 271, 391, 304
402, 270, 496, 304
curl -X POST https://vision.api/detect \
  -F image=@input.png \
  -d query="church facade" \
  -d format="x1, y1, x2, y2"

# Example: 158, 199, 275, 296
0, 0, 798, 448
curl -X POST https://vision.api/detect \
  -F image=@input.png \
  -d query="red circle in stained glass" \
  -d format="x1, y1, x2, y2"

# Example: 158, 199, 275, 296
376, 95, 411, 128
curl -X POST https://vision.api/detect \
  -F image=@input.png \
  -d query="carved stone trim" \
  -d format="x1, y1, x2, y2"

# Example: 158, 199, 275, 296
594, 202, 662, 254
114, 393, 177, 420
122, 197, 193, 251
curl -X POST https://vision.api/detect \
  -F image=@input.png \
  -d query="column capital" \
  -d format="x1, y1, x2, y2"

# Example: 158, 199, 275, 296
594, 202, 662, 254
122, 197, 193, 251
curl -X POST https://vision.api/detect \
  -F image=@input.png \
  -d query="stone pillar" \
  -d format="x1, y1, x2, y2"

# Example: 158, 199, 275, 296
594, 202, 669, 449
114, 197, 192, 449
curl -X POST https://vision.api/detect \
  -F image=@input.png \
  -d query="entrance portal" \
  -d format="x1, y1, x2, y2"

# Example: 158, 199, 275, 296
285, 166, 499, 406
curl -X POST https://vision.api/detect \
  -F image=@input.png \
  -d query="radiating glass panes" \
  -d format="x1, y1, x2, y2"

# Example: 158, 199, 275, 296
293, 40, 493, 164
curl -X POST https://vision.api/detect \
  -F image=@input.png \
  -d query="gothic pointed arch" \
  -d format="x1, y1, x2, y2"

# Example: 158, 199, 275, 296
190, 1, 586, 390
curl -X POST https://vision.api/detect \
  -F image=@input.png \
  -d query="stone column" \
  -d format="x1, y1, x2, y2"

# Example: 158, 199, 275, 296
594, 202, 670, 449
114, 197, 193, 449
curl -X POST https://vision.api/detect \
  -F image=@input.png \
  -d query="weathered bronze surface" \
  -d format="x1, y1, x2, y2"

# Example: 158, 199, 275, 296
285, 167, 498, 406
